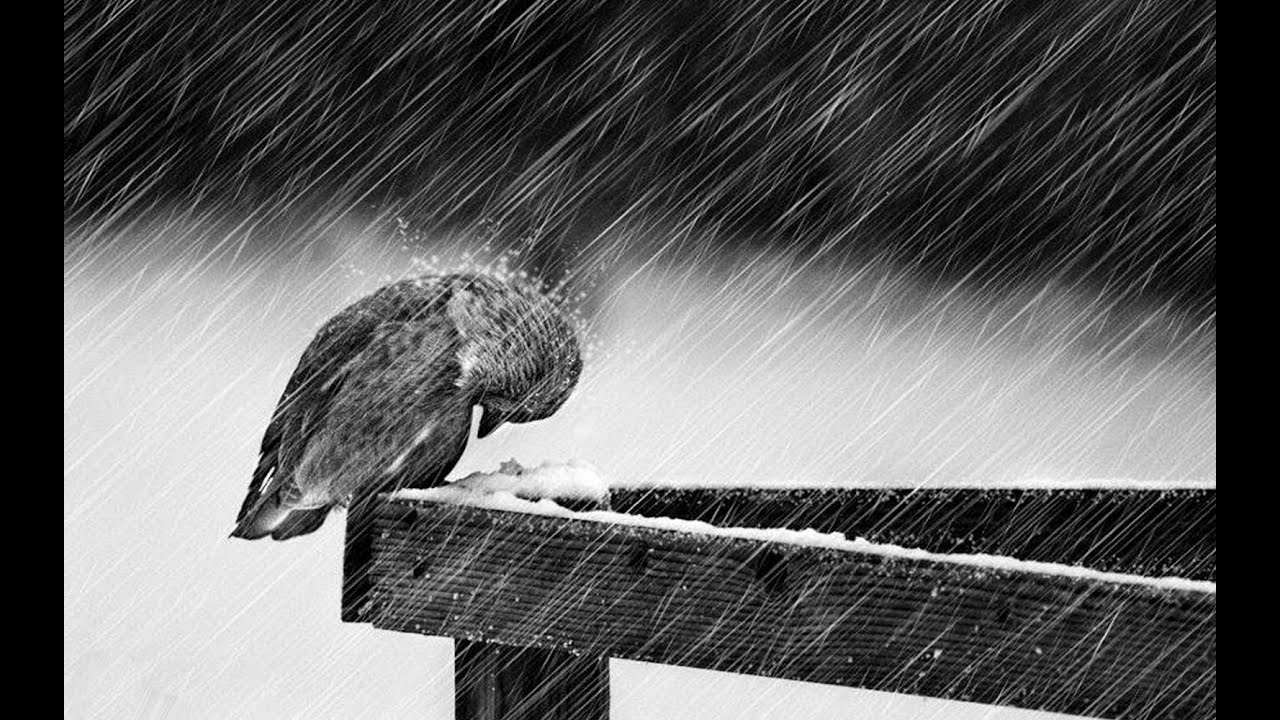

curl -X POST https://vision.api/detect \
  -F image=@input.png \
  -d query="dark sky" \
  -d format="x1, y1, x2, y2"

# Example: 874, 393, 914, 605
65, 0, 1214, 311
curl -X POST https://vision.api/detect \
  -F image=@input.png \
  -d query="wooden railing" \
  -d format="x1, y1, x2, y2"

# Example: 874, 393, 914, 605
342, 484, 1215, 720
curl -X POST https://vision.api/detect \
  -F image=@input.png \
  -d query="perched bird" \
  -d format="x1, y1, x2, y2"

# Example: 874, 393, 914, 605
231, 273, 583, 540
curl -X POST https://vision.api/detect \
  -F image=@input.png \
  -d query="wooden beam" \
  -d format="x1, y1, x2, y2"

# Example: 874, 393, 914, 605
359, 496, 1214, 720
341, 492, 382, 622
455, 640, 609, 720
610, 486, 1216, 581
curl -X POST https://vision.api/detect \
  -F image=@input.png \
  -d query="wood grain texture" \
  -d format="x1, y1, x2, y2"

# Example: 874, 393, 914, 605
358, 497, 1215, 720
341, 492, 381, 622
610, 487, 1216, 581
455, 639, 608, 720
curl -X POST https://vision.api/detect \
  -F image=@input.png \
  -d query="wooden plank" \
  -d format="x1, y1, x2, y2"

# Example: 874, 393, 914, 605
610, 486, 1216, 581
341, 492, 382, 622
455, 639, 608, 720
361, 497, 1215, 720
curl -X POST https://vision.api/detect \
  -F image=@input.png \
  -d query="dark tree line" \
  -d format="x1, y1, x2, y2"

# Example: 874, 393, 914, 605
65, 0, 1214, 309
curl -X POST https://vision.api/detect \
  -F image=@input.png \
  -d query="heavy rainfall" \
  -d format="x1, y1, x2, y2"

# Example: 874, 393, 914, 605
65, 1, 1214, 718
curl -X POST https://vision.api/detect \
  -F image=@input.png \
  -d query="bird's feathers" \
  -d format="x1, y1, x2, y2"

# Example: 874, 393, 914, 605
267, 507, 330, 541
232, 273, 581, 541
233, 311, 467, 539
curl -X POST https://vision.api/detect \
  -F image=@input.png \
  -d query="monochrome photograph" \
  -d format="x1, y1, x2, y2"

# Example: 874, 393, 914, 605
65, 1, 1215, 718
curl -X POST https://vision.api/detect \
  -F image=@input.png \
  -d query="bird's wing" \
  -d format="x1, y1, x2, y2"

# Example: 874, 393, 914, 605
235, 279, 454, 523
236, 312, 472, 538
316, 315, 471, 500
235, 328, 365, 521
232, 350, 366, 532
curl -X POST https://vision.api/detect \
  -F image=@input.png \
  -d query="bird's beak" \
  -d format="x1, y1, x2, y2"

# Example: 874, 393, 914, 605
477, 406, 506, 439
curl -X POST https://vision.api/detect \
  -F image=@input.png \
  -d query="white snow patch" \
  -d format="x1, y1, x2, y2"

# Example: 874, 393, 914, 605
446, 458, 611, 504
394, 460, 1215, 594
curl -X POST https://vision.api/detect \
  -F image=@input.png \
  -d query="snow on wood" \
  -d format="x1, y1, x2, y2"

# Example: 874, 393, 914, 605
356, 486, 1215, 719
449, 458, 612, 506
396, 484, 1212, 593
402, 460, 1216, 582
443, 458, 1214, 493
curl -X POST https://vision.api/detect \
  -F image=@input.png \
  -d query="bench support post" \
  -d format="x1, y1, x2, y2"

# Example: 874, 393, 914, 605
454, 640, 609, 720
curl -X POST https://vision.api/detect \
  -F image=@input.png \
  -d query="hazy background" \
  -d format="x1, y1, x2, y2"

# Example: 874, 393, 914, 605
65, 212, 1213, 718
66, 1, 1213, 717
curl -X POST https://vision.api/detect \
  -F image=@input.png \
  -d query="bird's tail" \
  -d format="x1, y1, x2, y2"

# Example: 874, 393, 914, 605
269, 507, 330, 540
230, 489, 330, 541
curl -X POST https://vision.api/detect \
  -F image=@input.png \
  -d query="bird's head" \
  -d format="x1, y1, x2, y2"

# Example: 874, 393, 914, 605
447, 274, 584, 438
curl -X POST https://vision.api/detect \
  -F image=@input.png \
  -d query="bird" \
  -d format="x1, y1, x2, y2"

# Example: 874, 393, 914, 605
230, 272, 583, 541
